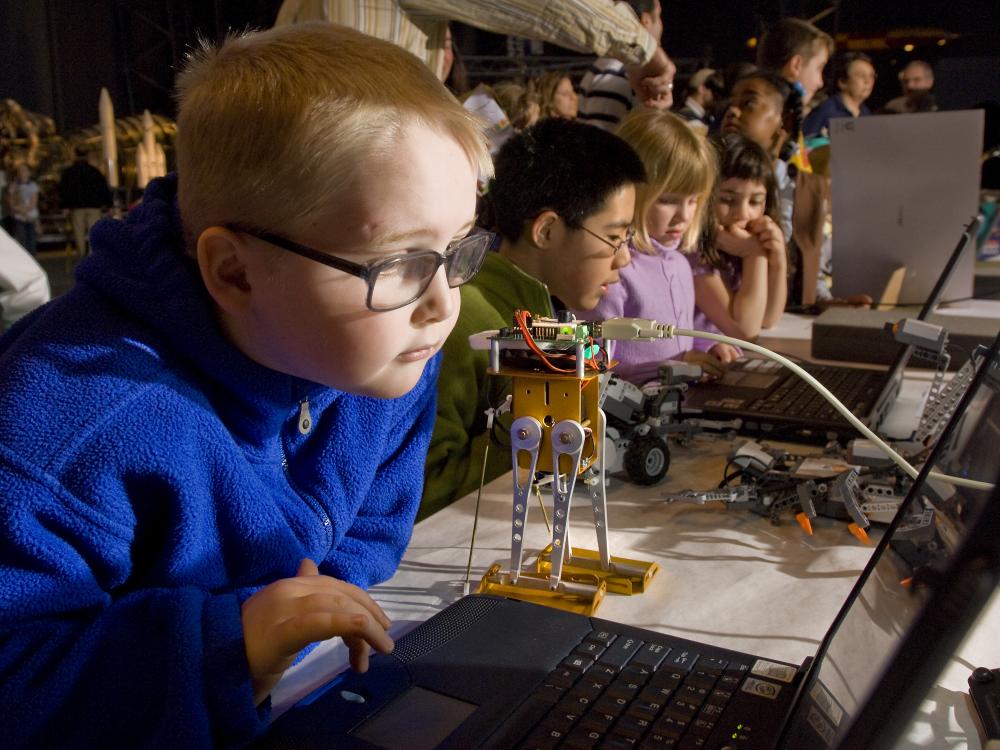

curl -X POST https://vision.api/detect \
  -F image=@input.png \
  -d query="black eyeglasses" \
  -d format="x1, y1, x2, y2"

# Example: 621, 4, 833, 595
226, 223, 493, 312
576, 223, 634, 255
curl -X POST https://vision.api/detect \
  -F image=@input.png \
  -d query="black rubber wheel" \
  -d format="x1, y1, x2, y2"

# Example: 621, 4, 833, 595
624, 434, 670, 485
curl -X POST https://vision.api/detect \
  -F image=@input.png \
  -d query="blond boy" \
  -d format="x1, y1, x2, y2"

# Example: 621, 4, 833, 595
0, 22, 489, 747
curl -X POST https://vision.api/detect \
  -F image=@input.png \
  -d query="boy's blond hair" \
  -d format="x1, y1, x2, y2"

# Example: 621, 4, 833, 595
175, 22, 491, 249
615, 110, 716, 254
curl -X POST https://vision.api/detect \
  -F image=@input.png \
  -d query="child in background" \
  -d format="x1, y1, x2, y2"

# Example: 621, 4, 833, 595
691, 132, 787, 340
423, 118, 645, 516
720, 69, 799, 241
0, 23, 491, 747
6, 163, 39, 254
576, 110, 736, 386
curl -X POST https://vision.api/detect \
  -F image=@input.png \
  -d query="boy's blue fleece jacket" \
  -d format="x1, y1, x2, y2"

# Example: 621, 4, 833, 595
0, 175, 437, 748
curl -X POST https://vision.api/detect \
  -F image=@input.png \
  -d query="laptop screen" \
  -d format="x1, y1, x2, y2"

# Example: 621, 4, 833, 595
790, 335, 1000, 747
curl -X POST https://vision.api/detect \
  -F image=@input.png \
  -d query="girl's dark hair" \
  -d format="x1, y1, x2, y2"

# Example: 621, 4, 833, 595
700, 131, 782, 270
734, 69, 802, 163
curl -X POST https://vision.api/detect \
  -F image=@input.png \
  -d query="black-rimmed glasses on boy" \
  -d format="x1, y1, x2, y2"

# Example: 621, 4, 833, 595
575, 224, 634, 255
225, 224, 493, 312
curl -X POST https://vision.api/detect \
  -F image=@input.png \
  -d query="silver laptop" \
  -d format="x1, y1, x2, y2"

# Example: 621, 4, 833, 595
830, 110, 983, 305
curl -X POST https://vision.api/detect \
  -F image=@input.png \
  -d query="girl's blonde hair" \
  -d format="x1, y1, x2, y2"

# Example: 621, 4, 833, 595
175, 22, 492, 249
614, 110, 716, 253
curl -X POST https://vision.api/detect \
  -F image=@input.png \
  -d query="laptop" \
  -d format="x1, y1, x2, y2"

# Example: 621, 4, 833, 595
255, 333, 1000, 750
829, 110, 982, 306
680, 217, 981, 443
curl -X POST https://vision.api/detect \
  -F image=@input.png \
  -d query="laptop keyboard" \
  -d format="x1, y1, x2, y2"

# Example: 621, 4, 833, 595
745, 364, 884, 422
514, 627, 751, 749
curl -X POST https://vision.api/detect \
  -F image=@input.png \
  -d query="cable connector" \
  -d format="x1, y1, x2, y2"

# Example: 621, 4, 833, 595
597, 318, 676, 341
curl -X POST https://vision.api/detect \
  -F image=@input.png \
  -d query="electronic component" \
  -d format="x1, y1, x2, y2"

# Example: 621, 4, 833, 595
968, 667, 1000, 748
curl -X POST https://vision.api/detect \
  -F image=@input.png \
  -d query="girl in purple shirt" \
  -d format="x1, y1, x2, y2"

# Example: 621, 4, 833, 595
575, 110, 736, 385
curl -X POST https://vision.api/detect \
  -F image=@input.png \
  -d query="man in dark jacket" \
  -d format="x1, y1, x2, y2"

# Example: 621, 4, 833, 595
58, 147, 111, 256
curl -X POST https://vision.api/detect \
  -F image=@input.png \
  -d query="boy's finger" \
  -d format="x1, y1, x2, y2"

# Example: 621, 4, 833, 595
297, 558, 320, 577
345, 635, 372, 673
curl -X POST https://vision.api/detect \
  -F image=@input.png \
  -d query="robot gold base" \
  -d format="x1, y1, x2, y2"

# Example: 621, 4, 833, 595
476, 563, 606, 616
534, 545, 660, 595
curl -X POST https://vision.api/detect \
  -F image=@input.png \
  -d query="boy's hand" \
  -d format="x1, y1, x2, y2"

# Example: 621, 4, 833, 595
746, 216, 785, 262
682, 349, 728, 379
715, 225, 764, 260
708, 342, 741, 364
241, 558, 393, 706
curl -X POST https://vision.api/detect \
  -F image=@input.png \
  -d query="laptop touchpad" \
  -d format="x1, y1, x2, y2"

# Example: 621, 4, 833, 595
351, 685, 477, 749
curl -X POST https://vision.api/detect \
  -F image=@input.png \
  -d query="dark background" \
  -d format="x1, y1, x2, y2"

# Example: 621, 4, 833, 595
2, 0, 998, 134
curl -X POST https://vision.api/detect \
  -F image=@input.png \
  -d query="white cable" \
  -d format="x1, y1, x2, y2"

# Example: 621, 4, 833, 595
646, 323, 994, 493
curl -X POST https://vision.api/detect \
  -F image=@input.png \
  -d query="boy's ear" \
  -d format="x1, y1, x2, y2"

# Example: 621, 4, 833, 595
196, 226, 254, 312
785, 54, 803, 81
529, 210, 560, 249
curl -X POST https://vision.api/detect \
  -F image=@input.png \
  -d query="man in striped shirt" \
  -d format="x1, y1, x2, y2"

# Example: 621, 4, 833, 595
577, 0, 673, 131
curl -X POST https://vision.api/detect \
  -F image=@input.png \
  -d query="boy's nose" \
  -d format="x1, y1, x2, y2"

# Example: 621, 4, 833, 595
412, 266, 456, 323
612, 244, 631, 270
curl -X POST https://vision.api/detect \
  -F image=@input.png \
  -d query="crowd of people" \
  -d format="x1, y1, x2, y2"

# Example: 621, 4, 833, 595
0, 1, 971, 747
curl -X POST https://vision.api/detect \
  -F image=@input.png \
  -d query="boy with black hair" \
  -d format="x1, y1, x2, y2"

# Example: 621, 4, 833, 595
423, 118, 646, 516
0, 22, 490, 748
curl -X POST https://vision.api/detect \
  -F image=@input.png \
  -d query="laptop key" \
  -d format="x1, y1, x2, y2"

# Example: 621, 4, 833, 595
521, 725, 567, 749
649, 669, 685, 691
575, 641, 608, 660
562, 654, 596, 673
638, 733, 679, 749
605, 679, 643, 703
559, 694, 598, 716
626, 697, 666, 722
540, 709, 581, 734
683, 671, 716, 691
687, 717, 716, 739
676, 736, 706, 749
593, 694, 631, 717
663, 649, 699, 672
663, 698, 699, 721
651, 714, 688, 737
622, 663, 655, 685
613, 714, 653, 740
598, 636, 644, 670
547, 667, 582, 689
563, 727, 604, 750
586, 629, 618, 648
591, 663, 621, 681
631, 642, 671, 670
676, 684, 709, 707
571, 678, 611, 701
579, 710, 617, 733
598, 735, 639, 749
